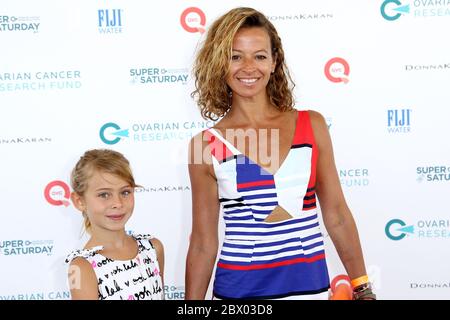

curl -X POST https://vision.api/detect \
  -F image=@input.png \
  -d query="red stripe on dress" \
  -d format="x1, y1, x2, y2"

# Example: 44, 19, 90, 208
237, 180, 275, 189
303, 198, 316, 205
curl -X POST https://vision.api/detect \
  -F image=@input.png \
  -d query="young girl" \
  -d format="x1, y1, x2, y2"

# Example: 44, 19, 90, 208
65, 149, 164, 300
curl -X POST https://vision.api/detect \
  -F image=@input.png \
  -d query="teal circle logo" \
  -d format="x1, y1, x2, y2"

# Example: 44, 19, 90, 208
385, 218, 415, 240
99, 122, 128, 145
381, 0, 410, 21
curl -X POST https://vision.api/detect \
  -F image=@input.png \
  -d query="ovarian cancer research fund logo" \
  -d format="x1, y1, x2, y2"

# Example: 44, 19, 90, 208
0, 70, 82, 93
99, 121, 214, 145
380, 0, 450, 21
385, 218, 450, 240
0, 291, 70, 300
339, 168, 370, 188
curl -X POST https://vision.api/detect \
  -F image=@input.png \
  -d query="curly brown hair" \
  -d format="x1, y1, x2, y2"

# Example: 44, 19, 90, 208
191, 7, 295, 121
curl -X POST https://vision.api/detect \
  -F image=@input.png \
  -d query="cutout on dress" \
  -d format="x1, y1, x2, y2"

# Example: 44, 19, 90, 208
264, 205, 293, 223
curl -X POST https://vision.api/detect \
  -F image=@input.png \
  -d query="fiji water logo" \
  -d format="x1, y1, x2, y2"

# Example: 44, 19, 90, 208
381, 0, 450, 20
180, 7, 206, 34
44, 180, 71, 207
324, 57, 350, 84
0, 239, 54, 256
98, 9, 123, 34
129, 67, 189, 85
387, 109, 411, 133
340, 168, 370, 188
164, 284, 185, 300
99, 122, 129, 145
416, 165, 450, 182
0, 15, 40, 33
385, 218, 450, 240
381, 0, 410, 21
100, 121, 213, 144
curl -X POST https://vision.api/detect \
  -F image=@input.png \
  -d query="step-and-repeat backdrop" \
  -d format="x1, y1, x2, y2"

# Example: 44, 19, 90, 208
1, 0, 449, 300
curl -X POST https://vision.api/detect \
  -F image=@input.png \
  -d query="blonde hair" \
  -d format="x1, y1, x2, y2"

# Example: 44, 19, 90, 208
191, 7, 295, 121
70, 149, 138, 233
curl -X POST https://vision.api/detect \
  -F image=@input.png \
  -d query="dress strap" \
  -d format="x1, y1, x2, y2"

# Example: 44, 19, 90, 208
204, 128, 241, 163
131, 233, 154, 241
65, 245, 103, 264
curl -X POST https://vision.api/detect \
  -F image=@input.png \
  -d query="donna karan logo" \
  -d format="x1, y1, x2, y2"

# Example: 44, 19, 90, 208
136, 186, 191, 193
267, 12, 333, 21
0, 136, 52, 145
410, 281, 450, 289
405, 62, 450, 71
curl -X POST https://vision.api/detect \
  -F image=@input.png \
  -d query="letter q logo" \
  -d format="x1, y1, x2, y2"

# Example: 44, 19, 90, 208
44, 180, 71, 207
180, 7, 206, 34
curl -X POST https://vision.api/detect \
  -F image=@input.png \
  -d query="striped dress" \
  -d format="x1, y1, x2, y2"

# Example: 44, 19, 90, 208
205, 110, 330, 299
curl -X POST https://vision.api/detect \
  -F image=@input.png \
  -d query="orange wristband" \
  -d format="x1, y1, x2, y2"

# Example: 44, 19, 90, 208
351, 275, 369, 288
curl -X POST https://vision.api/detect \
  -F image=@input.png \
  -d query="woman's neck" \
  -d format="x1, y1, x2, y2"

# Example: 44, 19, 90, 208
228, 95, 278, 126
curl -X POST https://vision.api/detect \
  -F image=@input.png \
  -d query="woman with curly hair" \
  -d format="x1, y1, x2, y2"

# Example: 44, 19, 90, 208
186, 7, 375, 300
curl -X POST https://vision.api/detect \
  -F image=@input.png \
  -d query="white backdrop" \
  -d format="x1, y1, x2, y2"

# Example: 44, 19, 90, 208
1, 0, 449, 300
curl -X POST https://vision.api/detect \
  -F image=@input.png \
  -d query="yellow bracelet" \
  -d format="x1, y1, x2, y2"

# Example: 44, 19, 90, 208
351, 275, 369, 288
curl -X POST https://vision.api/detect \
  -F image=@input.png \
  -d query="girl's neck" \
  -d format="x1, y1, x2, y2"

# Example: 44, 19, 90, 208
86, 228, 130, 250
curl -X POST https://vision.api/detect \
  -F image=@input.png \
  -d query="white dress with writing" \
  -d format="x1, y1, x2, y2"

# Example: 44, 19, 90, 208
65, 234, 163, 300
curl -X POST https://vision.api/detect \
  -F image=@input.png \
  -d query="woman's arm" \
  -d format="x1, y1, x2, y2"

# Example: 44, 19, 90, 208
185, 133, 220, 299
309, 110, 368, 280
